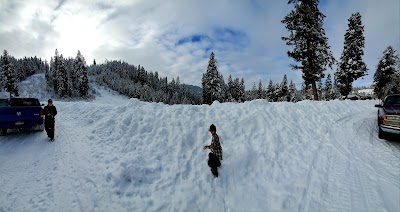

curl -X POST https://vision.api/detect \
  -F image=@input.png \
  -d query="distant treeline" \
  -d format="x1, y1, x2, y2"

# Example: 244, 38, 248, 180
89, 60, 202, 105
0, 50, 49, 97
1, 44, 398, 103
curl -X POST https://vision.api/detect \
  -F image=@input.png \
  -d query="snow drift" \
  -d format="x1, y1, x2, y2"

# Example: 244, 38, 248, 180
0, 74, 399, 212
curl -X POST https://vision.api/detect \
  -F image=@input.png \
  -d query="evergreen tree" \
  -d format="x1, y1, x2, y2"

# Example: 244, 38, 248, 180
258, 80, 264, 99
202, 52, 223, 104
0, 55, 5, 92
333, 76, 341, 99
75, 51, 89, 98
44, 49, 90, 99
219, 73, 227, 103
282, 0, 335, 100
56, 54, 68, 97
64, 57, 76, 96
239, 78, 246, 102
45, 58, 53, 87
233, 77, 240, 102
325, 73, 334, 100
169, 78, 179, 104
227, 75, 234, 102
251, 82, 258, 100
301, 82, 312, 100
335, 12, 367, 98
274, 83, 281, 102
0, 50, 19, 97
231, 77, 241, 102
51, 49, 60, 92
278, 75, 289, 101
288, 80, 297, 102
266, 79, 275, 102
373, 46, 400, 99
388, 72, 400, 94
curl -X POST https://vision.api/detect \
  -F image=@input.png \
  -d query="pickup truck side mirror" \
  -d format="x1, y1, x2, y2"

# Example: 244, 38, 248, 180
375, 104, 382, 108
41, 104, 45, 106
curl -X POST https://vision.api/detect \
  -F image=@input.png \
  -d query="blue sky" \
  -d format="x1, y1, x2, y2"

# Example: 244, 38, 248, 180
0, 0, 399, 89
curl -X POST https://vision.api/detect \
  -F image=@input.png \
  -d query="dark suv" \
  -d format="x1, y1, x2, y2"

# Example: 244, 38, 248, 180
375, 94, 400, 139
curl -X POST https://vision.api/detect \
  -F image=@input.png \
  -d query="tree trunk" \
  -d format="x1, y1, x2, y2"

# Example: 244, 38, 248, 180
306, 39, 319, 101
311, 81, 318, 100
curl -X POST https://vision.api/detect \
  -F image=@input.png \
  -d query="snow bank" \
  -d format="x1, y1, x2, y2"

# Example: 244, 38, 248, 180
1, 74, 399, 212
18, 74, 55, 101
56, 95, 399, 211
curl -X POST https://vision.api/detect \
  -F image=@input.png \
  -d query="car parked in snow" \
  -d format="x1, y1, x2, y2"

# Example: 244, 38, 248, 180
360, 95, 373, 100
346, 94, 360, 100
375, 94, 400, 139
0, 98, 44, 135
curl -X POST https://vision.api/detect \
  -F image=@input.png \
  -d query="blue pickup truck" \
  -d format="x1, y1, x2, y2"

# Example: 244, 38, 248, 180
0, 98, 44, 135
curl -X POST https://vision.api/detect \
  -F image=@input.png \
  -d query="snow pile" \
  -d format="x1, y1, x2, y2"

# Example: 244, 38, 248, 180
0, 91, 9, 98
0, 74, 399, 212
18, 74, 55, 101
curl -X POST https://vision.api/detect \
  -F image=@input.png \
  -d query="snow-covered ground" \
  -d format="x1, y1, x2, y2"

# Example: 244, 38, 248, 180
0, 74, 399, 212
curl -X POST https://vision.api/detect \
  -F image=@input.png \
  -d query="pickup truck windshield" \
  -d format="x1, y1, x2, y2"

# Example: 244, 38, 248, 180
0, 99, 8, 107
9, 99, 40, 107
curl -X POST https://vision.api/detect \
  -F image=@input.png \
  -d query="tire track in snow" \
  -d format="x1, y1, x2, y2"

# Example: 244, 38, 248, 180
348, 117, 390, 210
359, 117, 400, 161
57, 119, 102, 211
298, 138, 324, 212
0, 130, 57, 211
356, 117, 400, 172
322, 150, 353, 211
324, 110, 400, 211
348, 140, 370, 211
55, 122, 85, 212
323, 112, 365, 211
330, 113, 399, 187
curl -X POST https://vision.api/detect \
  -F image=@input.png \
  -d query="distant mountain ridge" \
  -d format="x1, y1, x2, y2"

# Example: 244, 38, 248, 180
182, 84, 202, 94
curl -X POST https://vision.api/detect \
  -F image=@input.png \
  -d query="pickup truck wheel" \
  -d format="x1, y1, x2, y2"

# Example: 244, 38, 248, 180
378, 125, 386, 139
0, 128, 7, 136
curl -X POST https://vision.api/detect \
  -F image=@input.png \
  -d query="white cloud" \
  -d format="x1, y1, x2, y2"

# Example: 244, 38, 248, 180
0, 0, 399, 89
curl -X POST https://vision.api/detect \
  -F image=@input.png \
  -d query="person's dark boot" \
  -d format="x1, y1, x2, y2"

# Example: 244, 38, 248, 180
49, 129, 54, 141
211, 168, 218, 178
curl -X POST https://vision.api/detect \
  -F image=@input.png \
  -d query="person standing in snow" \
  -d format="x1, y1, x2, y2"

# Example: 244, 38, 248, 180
43, 99, 57, 141
203, 124, 223, 177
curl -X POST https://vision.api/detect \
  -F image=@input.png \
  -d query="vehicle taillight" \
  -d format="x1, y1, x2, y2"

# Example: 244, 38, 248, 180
383, 116, 387, 124
40, 110, 43, 118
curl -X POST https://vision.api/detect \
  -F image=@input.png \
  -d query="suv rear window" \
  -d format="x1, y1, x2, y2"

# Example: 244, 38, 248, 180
9, 99, 40, 107
384, 96, 400, 107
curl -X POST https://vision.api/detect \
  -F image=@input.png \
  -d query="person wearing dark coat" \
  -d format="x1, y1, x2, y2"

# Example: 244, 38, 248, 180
43, 99, 57, 141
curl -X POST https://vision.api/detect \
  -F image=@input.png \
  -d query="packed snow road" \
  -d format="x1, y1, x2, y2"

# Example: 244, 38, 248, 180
0, 88, 399, 211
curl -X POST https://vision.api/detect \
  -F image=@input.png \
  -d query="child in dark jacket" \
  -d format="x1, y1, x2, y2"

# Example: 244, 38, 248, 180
203, 124, 223, 177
